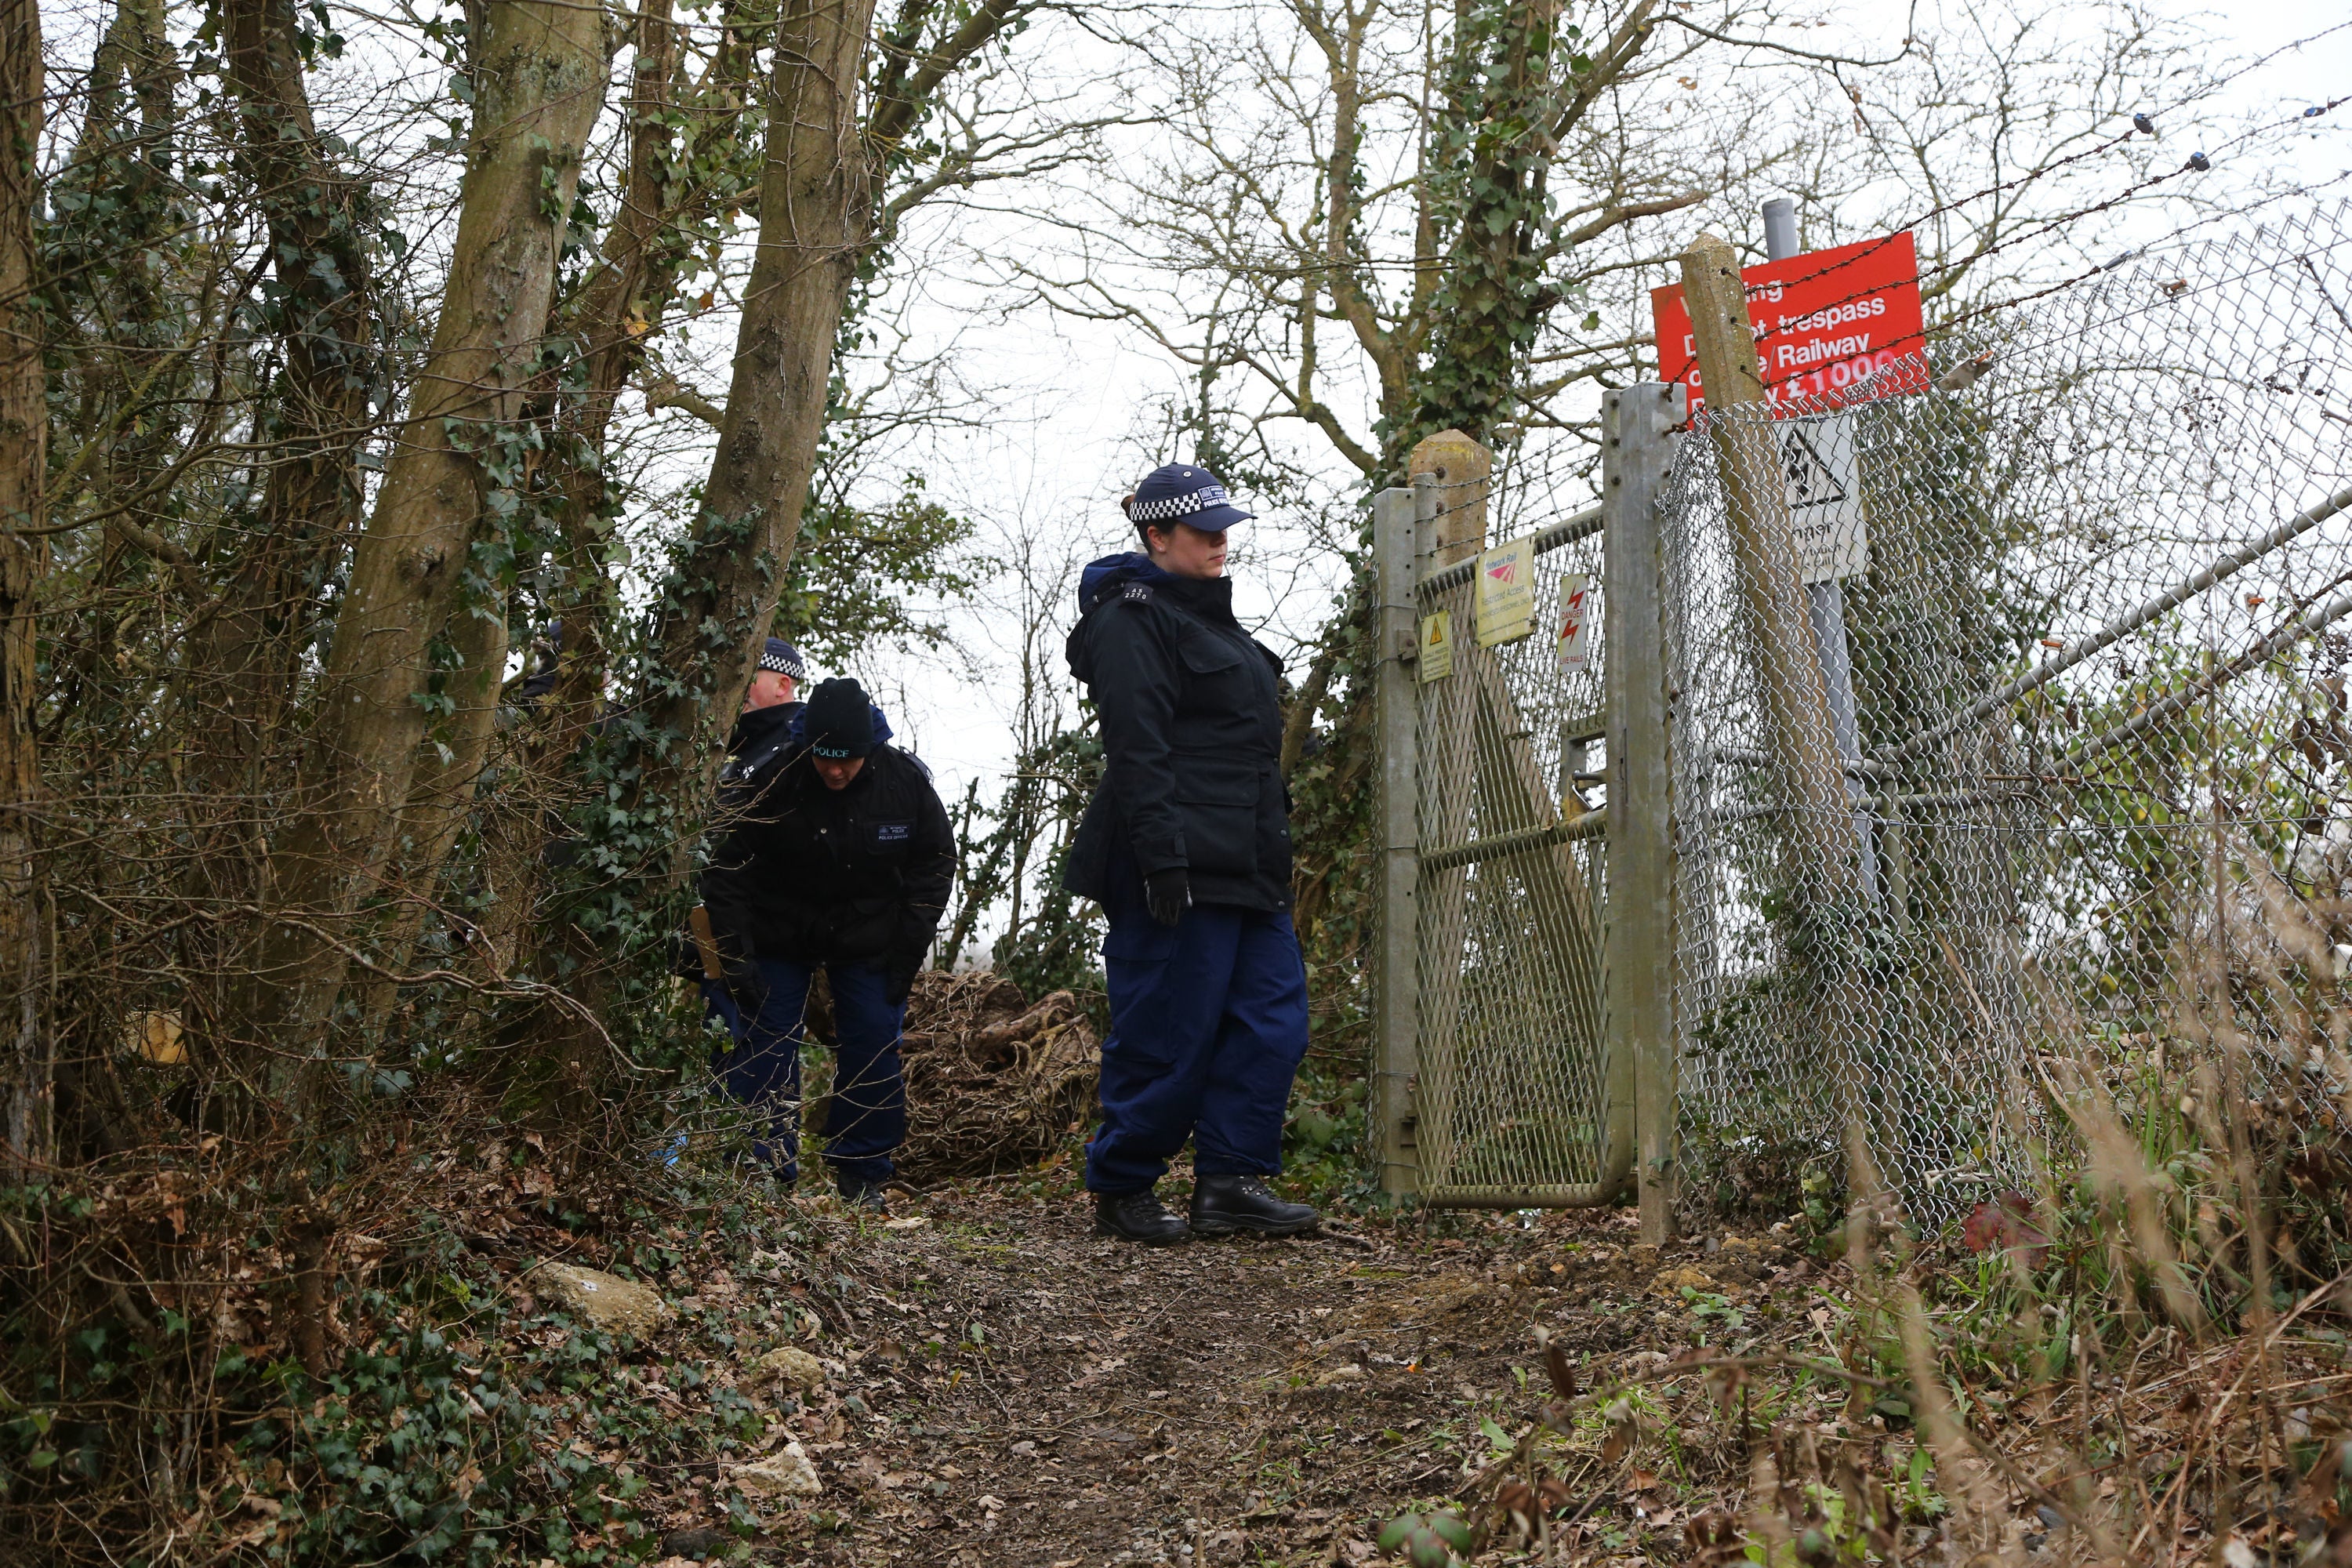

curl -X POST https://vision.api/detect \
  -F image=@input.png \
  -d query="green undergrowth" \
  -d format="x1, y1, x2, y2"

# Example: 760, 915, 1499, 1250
1364, 1039, 2352, 1563
1, 1145, 855, 1566
1281, 1058, 1380, 1211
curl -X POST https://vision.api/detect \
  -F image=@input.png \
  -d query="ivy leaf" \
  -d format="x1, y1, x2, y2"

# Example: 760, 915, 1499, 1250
1375, 1510, 1473, 1567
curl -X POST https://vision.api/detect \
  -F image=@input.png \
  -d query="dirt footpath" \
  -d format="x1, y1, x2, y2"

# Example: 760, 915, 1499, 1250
681, 1166, 1814, 1567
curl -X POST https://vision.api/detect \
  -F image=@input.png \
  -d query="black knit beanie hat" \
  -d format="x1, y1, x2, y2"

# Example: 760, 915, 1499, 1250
804, 677, 877, 759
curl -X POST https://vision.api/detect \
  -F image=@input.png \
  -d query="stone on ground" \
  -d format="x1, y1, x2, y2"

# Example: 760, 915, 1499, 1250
519, 1261, 669, 1334
750, 1344, 828, 1392
733, 1442, 823, 1497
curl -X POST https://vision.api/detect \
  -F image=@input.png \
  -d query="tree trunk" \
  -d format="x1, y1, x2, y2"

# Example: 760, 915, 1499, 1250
526, 0, 754, 756
168, 0, 386, 1049
632, 0, 879, 838
510, 0, 875, 1124
241, 0, 608, 1065
511, 0, 1032, 1121
535, 0, 688, 728
354, 591, 511, 1034
571, 0, 687, 467
0, 0, 42, 1166
411, 0, 768, 1007
183, 0, 383, 806
358, 0, 687, 1032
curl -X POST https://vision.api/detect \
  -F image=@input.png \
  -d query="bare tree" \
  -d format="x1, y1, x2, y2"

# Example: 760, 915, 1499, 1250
939, 525, 1105, 994
1765, 2, 2243, 303
1018, 0, 1747, 488
0, 0, 40, 1164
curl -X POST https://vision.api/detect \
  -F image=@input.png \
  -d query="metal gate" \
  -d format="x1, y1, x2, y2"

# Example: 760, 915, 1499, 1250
1371, 390, 1685, 1213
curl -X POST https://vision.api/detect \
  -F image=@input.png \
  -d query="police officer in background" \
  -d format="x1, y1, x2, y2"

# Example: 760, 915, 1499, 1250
702, 674, 953, 1209
1065, 463, 1320, 1245
693, 637, 808, 1040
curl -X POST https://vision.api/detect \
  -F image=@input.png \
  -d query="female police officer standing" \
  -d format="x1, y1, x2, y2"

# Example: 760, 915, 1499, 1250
1064, 463, 1320, 1245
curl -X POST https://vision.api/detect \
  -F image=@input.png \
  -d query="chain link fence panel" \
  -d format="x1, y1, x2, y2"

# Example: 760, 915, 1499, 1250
1662, 205, 2352, 1226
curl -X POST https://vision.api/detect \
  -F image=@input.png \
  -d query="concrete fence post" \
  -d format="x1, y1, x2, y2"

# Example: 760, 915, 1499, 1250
1372, 485, 1421, 1197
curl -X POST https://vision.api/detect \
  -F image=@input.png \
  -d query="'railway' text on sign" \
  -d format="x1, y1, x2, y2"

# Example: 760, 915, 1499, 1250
1650, 231, 1929, 412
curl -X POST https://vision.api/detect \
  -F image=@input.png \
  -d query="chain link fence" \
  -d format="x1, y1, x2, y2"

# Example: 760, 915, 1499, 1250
1664, 205, 2352, 1224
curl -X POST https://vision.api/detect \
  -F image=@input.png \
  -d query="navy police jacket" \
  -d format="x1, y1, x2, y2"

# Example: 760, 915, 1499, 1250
1063, 553, 1292, 912
700, 702, 953, 968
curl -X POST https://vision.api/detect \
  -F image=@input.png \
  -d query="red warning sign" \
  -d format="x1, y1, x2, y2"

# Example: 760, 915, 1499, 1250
1650, 231, 1928, 412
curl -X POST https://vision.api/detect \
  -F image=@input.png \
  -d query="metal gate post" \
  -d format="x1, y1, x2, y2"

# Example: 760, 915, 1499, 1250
1372, 485, 1421, 1197
1602, 382, 1686, 1241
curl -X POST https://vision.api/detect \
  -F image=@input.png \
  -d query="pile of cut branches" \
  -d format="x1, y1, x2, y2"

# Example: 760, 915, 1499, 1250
891, 971, 1098, 1181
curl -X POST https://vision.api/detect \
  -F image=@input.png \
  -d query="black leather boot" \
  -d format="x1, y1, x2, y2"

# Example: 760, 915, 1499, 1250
1189, 1174, 1319, 1237
833, 1170, 890, 1214
1094, 1188, 1192, 1245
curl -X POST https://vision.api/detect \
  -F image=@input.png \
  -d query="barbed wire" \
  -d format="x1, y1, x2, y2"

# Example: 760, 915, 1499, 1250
1633, 39, 2352, 401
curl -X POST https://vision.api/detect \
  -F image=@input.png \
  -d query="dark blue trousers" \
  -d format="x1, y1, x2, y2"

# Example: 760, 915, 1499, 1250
1085, 893, 1312, 1196
708, 957, 906, 1185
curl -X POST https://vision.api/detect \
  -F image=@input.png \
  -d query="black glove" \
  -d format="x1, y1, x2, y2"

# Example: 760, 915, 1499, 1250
884, 954, 921, 1008
1145, 868, 1191, 928
719, 954, 768, 1016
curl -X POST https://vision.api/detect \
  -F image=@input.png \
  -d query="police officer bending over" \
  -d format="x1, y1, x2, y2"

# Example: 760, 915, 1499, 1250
702, 675, 953, 1209
1065, 463, 1320, 1244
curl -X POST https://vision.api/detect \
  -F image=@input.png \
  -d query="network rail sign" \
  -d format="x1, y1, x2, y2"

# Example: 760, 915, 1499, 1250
1649, 231, 1929, 412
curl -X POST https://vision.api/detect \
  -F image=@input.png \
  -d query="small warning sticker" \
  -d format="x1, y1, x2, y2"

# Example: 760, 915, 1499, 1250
1778, 412, 1869, 584
1418, 610, 1454, 683
1555, 575, 1594, 673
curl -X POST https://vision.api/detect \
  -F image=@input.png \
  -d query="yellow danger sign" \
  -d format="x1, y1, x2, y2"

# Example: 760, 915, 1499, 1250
1475, 535, 1539, 647
1417, 610, 1454, 683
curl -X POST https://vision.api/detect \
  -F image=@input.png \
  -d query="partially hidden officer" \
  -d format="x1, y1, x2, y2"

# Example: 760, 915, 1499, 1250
700, 674, 953, 1210
1065, 463, 1320, 1245
691, 637, 808, 1042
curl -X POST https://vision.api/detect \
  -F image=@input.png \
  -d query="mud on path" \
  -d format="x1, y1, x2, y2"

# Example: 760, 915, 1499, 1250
654, 1165, 1815, 1568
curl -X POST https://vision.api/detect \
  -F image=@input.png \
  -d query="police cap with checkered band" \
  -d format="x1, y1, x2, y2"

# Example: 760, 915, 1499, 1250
1123, 463, 1255, 533
757, 637, 806, 681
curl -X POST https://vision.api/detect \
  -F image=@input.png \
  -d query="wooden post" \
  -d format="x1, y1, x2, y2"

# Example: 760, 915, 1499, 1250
1409, 429, 1491, 565
1679, 232, 1849, 796
1406, 461, 1478, 1191
1679, 232, 1867, 1124
1373, 485, 1421, 1197
1680, 232, 1856, 844
1603, 383, 1683, 1240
